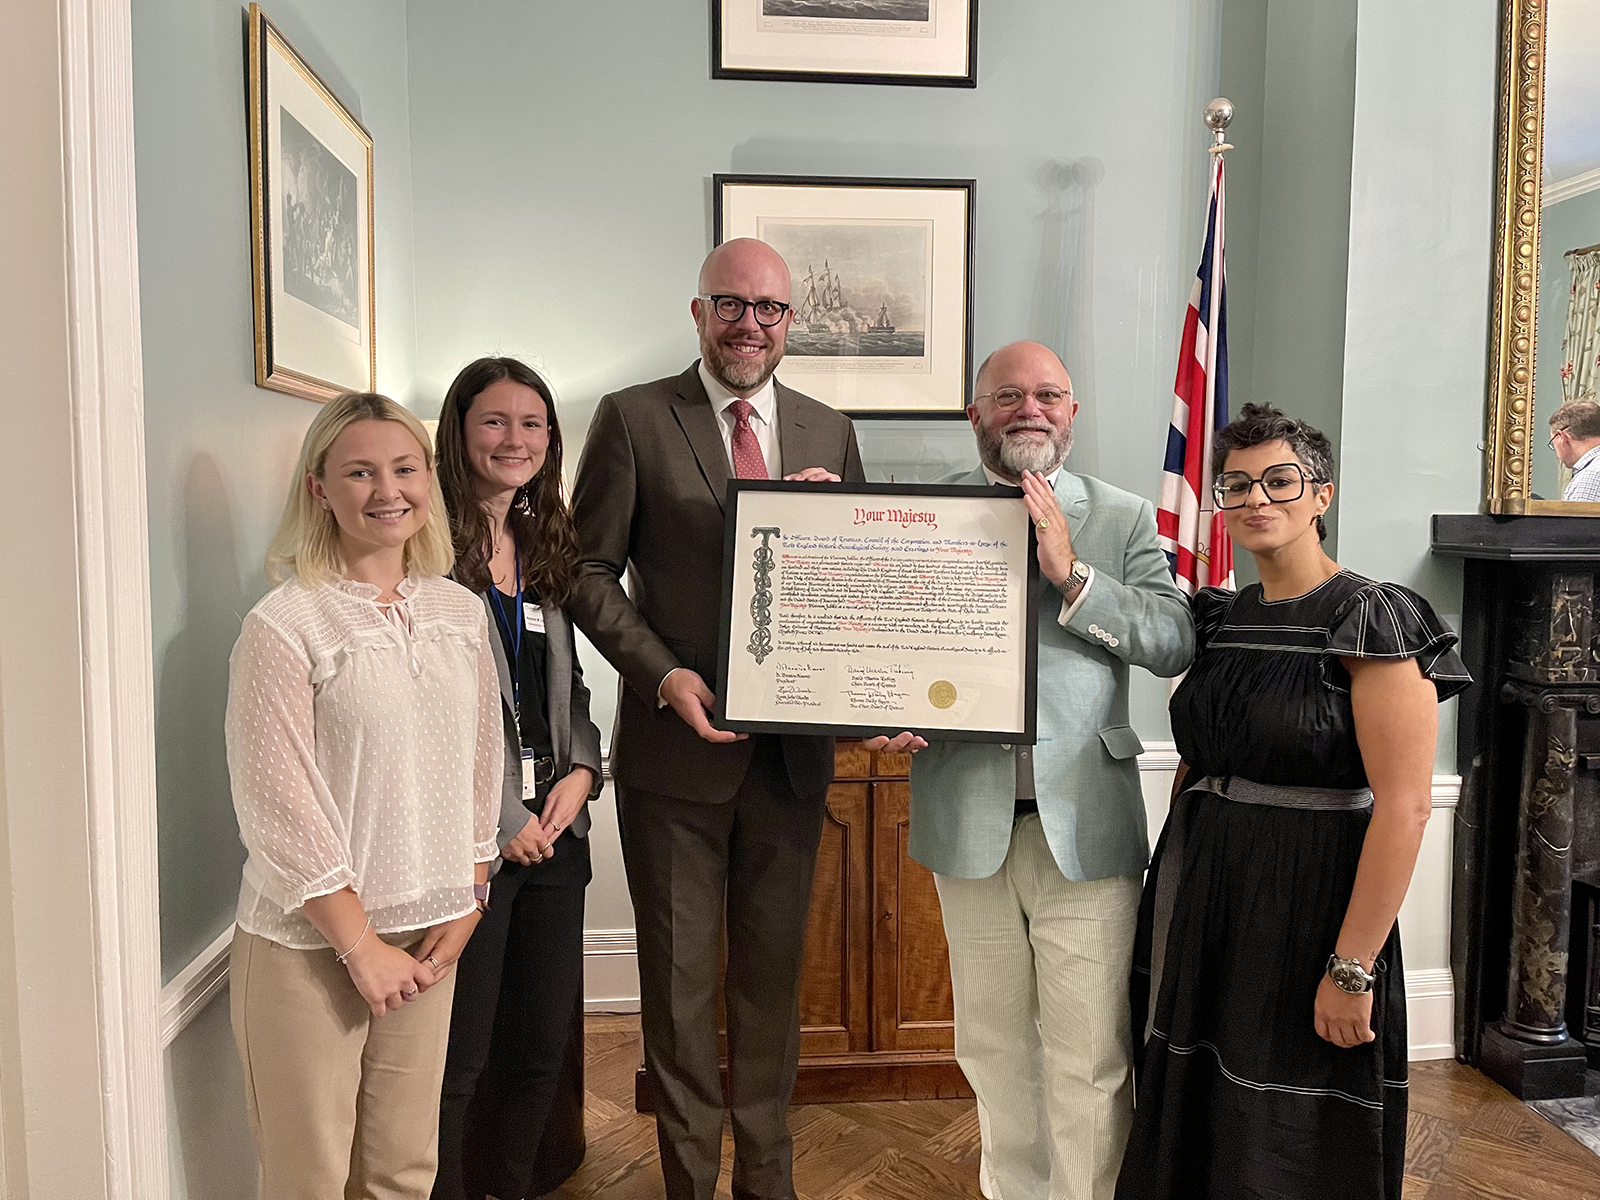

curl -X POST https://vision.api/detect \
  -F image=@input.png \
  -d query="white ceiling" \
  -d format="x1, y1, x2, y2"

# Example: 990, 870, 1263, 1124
1545, 0, 1600, 184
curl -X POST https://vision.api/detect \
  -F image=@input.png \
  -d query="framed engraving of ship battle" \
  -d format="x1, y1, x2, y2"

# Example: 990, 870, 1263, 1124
715, 174, 974, 417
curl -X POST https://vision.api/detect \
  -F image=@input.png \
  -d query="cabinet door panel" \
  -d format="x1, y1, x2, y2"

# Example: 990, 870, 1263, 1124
797, 782, 871, 1055
871, 780, 956, 1052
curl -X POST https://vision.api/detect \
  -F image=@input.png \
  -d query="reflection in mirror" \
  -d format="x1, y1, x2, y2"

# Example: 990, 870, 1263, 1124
1533, 0, 1600, 501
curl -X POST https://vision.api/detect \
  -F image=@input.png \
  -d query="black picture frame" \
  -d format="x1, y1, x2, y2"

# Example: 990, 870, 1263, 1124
713, 479, 1039, 743
714, 172, 976, 419
711, 0, 978, 89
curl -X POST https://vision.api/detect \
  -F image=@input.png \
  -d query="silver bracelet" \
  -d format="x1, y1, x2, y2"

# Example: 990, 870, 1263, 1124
335, 916, 373, 964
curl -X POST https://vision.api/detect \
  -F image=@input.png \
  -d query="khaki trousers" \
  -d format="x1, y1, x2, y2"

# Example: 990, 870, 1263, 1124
934, 816, 1142, 1200
230, 928, 455, 1200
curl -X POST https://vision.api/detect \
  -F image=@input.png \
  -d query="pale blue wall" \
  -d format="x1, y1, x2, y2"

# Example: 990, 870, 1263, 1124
1338, 0, 1499, 769
1534, 187, 1600, 499
134, 0, 420, 980
404, 0, 1230, 744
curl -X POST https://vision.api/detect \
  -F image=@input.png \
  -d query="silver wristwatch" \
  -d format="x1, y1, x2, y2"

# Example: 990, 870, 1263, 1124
1063, 557, 1092, 595
1326, 953, 1375, 995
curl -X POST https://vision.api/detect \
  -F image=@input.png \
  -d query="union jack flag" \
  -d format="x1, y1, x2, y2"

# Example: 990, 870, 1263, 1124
1157, 155, 1235, 595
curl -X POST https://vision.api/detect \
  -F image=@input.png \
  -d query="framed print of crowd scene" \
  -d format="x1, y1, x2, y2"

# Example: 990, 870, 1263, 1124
247, 2, 376, 403
715, 173, 974, 417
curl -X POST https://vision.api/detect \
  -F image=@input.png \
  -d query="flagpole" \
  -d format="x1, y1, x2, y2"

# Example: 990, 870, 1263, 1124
1157, 97, 1238, 598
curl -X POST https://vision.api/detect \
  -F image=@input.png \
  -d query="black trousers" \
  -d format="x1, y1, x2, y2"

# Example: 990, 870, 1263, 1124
433, 830, 589, 1200
619, 735, 827, 1200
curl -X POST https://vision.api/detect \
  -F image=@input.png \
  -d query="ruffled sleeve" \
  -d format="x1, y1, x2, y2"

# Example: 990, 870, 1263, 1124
1191, 586, 1238, 654
1322, 582, 1472, 700
225, 609, 357, 913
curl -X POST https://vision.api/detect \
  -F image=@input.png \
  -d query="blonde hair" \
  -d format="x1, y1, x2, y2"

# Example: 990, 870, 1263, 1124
266, 392, 455, 586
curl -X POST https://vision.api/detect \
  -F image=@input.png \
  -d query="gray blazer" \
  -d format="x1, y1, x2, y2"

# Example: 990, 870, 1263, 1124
481, 592, 604, 862
908, 466, 1195, 883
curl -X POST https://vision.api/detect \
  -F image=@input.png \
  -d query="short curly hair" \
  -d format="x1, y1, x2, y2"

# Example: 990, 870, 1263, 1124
1213, 403, 1335, 541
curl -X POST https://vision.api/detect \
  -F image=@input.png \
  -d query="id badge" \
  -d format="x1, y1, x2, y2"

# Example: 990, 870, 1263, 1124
521, 747, 537, 802
523, 603, 545, 633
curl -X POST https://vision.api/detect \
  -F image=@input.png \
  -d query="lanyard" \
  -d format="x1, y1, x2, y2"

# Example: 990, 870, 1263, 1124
489, 547, 522, 722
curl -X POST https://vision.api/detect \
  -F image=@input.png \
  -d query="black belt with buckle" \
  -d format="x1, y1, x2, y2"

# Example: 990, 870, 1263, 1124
530, 755, 556, 785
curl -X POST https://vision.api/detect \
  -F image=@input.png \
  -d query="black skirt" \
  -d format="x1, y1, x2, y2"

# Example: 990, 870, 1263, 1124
1117, 791, 1407, 1200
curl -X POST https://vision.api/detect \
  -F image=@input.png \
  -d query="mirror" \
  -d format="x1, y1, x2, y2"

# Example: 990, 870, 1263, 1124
1486, 0, 1600, 514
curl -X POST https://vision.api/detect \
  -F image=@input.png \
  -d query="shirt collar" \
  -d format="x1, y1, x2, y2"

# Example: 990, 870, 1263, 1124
982, 464, 1063, 488
698, 360, 777, 429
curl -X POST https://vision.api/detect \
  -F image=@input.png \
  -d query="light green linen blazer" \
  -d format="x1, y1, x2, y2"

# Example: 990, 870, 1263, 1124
908, 466, 1195, 882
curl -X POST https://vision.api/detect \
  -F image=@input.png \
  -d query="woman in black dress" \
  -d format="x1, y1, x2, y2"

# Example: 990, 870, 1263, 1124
431, 357, 603, 1200
1117, 405, 1469, 1200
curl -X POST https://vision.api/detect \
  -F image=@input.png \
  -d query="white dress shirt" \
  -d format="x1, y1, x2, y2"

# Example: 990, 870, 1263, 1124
699, 360, 781, 479
982, 464, 1096, 625
1564, 444, 1600, 502
225, 574, 502, 949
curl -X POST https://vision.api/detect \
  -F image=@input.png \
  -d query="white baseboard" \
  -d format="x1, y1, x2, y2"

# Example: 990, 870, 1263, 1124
583, 928, 640, 1013
1405, 968, 1456, 1061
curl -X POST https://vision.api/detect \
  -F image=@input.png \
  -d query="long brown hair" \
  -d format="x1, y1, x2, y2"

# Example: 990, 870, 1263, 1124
436, 357, 579, 605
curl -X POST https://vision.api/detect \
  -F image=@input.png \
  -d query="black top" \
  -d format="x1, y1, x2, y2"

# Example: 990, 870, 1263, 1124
1170, 570, 1471, 790
491, 584, 552, 758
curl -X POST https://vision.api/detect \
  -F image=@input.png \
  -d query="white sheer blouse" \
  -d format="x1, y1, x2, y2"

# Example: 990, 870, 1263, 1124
225, 574, 502, 949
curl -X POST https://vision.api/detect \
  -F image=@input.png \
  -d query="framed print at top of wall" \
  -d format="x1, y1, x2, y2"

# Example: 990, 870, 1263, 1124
712, 0, 977, 88
247, 3, 375, 403
716, 174, 974, 417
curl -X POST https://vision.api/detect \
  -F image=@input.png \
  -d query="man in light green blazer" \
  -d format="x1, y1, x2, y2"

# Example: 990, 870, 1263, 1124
890, 342, 1194, 1200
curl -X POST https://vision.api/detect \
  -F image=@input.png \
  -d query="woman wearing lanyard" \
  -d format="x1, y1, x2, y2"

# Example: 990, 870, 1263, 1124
431, 357, 603, 1200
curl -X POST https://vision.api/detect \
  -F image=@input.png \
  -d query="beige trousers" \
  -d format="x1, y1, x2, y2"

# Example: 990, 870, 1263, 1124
934, 816, 1142, 1200
230, 928, 455, 1200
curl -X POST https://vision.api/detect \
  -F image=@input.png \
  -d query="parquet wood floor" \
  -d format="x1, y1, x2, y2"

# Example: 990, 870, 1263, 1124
545, 1016, 1600, 1200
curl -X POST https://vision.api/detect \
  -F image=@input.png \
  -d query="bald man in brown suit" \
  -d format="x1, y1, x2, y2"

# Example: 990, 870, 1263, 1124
568, 240, 865, 1200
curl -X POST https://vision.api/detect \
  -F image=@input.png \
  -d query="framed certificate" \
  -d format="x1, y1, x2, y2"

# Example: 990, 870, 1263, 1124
714, 480, 1039, 742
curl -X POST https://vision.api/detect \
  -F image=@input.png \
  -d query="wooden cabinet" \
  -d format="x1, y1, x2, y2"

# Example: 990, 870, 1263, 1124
637, 742, 970, 1110
788, 743, 969, 1101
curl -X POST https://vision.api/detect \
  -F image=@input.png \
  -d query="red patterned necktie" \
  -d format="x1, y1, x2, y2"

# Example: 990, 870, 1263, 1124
728, 399, 769, 480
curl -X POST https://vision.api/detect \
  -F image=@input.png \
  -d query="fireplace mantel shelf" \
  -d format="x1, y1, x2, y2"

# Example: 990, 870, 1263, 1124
1433, 514, 1600, 561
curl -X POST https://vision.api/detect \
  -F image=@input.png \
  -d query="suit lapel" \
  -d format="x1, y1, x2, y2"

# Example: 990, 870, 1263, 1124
774, 380, 813, 477
481, 592, 516, 714
671, 365, 733, 513
1053, 470, 1091, 543
543, 604, 571, 763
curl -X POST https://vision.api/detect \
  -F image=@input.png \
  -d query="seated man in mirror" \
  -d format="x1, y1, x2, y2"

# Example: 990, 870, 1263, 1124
1549, 399, 1600, 502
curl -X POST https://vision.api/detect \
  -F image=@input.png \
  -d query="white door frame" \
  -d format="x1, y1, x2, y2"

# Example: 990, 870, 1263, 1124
58, 0, 169, 1193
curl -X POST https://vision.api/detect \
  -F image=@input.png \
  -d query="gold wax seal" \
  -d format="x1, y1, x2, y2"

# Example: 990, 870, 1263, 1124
928, 680, 957, 709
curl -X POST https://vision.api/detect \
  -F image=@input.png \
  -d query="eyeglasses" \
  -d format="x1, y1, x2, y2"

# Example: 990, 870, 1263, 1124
1550, 428, 1568, 450
974, 387, 1072, 410
698, 295, 791, 327
1213, 463, 1322, 509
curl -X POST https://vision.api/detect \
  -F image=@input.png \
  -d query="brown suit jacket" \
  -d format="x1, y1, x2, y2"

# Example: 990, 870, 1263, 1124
568, 363, 866, 803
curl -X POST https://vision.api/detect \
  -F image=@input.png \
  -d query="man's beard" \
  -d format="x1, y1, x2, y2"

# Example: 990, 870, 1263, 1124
977, 418, 1073, 478
701, 327, 782, 393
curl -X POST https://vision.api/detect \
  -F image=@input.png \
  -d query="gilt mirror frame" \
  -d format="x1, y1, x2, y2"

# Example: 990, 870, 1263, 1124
1486, 0, 1600, 515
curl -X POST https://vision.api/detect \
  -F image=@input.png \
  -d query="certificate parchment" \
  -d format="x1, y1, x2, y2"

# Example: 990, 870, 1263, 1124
715, 481, 1038, 742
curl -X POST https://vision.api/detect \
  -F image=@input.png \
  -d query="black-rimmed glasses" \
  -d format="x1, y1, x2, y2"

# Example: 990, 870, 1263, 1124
698, 294, 791, 327
1213, 462, 1322, 509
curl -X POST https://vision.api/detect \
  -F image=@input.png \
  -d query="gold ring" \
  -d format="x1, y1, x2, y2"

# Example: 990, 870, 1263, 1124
1036, 517, 1050, 530
426, 955, 440, 971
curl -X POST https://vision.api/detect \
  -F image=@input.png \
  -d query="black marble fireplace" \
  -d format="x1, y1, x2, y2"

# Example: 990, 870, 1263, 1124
1434, 514, 1600, 1100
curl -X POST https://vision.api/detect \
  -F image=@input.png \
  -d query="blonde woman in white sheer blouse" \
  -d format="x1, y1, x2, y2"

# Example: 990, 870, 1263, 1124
225, 392, 502, 1200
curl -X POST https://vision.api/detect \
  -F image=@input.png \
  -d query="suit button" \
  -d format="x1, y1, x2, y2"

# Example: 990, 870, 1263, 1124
1088, 623, 1101, 634
1110, 636, 1120, 647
